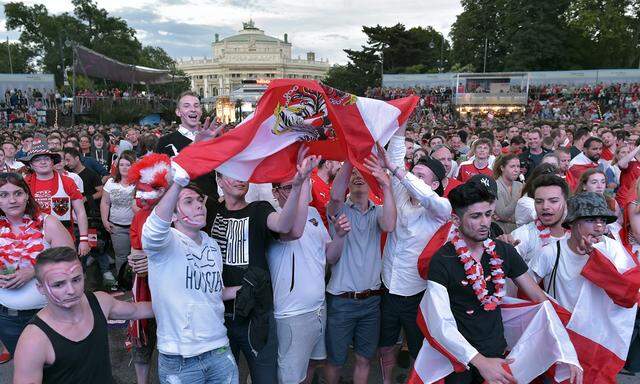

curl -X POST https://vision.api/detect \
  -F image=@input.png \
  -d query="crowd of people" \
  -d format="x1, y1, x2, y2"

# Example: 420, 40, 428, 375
0, 87, 639, 384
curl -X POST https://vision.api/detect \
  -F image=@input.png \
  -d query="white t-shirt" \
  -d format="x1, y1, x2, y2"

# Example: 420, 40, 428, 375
529, 238, 588, 310
267, 208, 329, 318
103, 179, 135, 225
515, 196, 536, 226
65, 171, 84, 194
142, 210, 228, 357
512, 222, 568, 264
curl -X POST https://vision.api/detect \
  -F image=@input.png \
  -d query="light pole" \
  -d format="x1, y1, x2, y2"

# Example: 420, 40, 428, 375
377, 43, 388, 87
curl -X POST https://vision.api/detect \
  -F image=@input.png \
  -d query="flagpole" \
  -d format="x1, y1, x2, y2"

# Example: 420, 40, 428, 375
7, 37, 13, 74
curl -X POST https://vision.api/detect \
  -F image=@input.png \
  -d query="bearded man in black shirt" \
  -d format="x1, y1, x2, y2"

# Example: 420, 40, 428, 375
427, 182, 582, 384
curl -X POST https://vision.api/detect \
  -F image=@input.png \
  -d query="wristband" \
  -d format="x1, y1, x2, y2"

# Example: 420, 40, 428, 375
171, 161, 190, 187
392, 166, 401, 177
79, 235, 89, 240
79, 240, 89, 243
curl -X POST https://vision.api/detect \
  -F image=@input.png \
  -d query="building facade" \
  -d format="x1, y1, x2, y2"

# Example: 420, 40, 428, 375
177, 20, 330, 121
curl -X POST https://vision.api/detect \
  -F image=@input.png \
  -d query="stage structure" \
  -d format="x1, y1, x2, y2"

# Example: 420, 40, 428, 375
453, 72, 528, 116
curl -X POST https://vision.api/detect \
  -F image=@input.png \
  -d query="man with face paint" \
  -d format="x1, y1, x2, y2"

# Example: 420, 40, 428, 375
156, 90, 219, 199
529, 192, 639, 384
426, 183, 582, 384
12, 247, 153, 384
142, 161, 243, 384
504, 174, 570, 264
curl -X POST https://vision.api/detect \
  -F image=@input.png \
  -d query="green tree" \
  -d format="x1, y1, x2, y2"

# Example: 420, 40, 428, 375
500, 0, 575, 70
450, 0, 505, 72
0, 40, 34, 73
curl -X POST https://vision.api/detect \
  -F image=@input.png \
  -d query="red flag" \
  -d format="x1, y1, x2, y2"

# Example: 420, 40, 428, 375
173, 80, 418, 196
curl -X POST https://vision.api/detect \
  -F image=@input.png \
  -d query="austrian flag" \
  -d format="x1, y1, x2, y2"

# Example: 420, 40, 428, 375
172, 80, 418, 191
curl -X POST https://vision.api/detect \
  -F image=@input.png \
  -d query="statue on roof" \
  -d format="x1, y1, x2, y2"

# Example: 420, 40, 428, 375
243, 19, 256, 29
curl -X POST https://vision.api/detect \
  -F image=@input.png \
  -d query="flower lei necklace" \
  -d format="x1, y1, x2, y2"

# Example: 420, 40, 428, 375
0, 214, 45, 269
535, 219, 568, 245
452, 228, 505, 311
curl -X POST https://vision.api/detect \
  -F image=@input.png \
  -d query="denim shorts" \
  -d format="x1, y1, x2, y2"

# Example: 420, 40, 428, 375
158, 347, 238, 384
325, 294, 381, 366
0, 306, 39, 355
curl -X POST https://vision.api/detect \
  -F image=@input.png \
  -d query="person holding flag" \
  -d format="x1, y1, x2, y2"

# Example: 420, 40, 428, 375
418, 181, 582, 384
373, 124, 452, 383
529, 192, 640, 383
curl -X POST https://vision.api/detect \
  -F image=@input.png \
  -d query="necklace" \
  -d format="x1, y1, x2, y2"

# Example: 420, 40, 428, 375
451, 228, 505, 311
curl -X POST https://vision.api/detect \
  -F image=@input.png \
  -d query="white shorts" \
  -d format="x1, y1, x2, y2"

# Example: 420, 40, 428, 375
275, 304, 326, 384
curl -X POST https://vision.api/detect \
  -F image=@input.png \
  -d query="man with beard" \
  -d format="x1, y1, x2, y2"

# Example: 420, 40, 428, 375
12, 247, 153, 384
502, 174, 569, 264
426, 182, 582, 384
567, 137, 603, 191
529, 192, 639, 383
156, 91, 219, 199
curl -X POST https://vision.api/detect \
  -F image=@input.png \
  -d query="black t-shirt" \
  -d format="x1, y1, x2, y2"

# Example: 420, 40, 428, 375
519, 148, 549, 178
78, 167, 102, 219
156, 131, 218, 200
428, 239, 528, 357
208, 200, 276, 288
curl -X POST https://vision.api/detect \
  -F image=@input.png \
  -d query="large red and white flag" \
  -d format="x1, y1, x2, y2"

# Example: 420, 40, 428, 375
173, 80, 418, 193
566, 152, 597, 191
408, 288, 581, 384
555, 238, 640, 384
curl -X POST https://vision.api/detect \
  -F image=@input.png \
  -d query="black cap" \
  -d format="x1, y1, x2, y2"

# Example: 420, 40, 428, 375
414, 156, 446, 182
467, 174, 498, 197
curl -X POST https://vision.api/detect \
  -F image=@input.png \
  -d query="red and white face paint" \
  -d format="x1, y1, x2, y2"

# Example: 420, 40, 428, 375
41, 262, 84, 307
175, 188, 207, 228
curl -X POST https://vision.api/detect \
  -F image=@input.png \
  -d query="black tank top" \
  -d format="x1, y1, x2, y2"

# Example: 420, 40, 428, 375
29, 292, 113, 384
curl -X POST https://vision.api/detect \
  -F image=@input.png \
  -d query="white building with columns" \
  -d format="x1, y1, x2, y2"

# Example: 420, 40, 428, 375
177, 20, 331, 102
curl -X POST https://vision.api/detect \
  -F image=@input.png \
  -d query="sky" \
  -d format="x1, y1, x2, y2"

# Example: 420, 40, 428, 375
0, 0, 463, 65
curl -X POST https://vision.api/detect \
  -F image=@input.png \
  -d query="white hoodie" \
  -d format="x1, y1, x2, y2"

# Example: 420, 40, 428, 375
142, 210, 228, 357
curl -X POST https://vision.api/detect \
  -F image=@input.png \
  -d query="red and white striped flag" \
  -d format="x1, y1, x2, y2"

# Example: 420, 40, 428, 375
557, 238, 640, 384
173, 80, 418, 193
566, 152, 597, 191
409, 290, 581, 384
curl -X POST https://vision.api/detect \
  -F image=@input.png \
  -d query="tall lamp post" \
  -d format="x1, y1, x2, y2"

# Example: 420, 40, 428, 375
377, 43, 388, 88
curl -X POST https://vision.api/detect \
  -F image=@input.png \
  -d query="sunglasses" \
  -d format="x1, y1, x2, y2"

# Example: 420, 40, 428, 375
272, 184, 293, 192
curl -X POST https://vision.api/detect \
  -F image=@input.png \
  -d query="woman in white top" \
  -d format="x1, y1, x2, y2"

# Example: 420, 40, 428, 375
515, 163, 558, 226
0, 172, 72, 357
100, 150, 137, 275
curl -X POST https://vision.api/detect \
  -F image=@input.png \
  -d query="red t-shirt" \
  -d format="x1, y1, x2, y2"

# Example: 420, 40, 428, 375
310, 170, 332, 227
444, 177, 463, 197
25, 172, 83, 214
457, 162, 493, 183
616, 161, 640, 208
130, 207, 153, 250
601, 146, 614, 161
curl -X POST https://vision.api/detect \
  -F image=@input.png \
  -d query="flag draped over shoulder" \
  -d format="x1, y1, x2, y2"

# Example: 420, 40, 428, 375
409, 291, 581, 384
566, 153, 597, 191
173, 80, 418, 195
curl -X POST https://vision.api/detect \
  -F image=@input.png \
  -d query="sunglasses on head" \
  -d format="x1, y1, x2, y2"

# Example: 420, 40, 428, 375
272, 184, 293, 192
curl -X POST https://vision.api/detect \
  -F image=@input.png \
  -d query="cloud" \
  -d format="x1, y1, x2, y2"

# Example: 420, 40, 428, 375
3, 0, 463, 64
